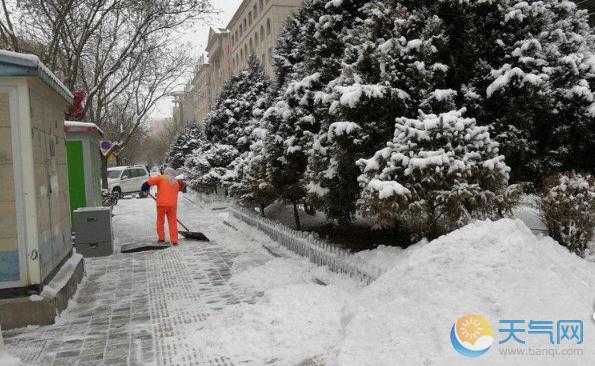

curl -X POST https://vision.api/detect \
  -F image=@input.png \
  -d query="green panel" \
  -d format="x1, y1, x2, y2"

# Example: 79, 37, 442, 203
66, 140, 86, 225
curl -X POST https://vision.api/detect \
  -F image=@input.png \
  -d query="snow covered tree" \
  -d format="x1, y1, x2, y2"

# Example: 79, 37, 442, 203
483, 0, 595, 183
228, 95, 278, 215
204, 55, 271, 152
306, 0, 450, 223
541, 172, 595, 257
164, 122, 203, 169
183, 143, 238, 193
357, 108, 517, 240
185, 57, 271, 191
263, 0, 365, 228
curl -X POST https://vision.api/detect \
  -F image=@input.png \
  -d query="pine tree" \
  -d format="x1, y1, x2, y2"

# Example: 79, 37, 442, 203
262, 0, 365, 228
164, 122, 203, 169
204, 55, 271, 153
357, 108, 516, 240
482, 0, 595, 183
305, 0, 450, 224
186, 57, 271, 191
228, 95, 277, 214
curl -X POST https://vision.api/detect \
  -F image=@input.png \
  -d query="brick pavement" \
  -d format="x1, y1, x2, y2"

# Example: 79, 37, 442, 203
2, 197, 326, 366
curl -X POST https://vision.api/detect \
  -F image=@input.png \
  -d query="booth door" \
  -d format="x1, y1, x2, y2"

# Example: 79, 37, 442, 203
66, 140, 86, 224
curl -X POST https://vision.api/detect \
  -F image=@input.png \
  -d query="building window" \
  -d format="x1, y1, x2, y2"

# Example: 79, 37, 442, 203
266, 19, 271, 35
260, 0, 263, 10
254, 32, 258, 45
269, 47, 272, 64
250, 38, 253, 53
254, 4, 258, 17
248, 12, 252, 26
243, 19, 247, 31
240, 24, 243, 36
262, 53, 265, 65
245, 44, 248, 58
260, 25, 264, 41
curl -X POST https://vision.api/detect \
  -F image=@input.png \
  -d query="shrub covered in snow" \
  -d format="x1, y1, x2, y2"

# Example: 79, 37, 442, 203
541, 172, 595, 257
183, 143, 238, 193
357, 108, 518, 240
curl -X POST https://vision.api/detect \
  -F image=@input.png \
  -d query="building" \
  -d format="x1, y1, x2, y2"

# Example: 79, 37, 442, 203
185, 0, 302, 124
0, 50, 84, 328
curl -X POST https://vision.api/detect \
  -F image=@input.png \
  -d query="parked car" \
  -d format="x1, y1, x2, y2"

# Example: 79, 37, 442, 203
107, 165, 150, 198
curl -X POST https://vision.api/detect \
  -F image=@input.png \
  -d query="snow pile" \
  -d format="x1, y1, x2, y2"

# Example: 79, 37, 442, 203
186, 217, 595, 365
0, 329, 21, 366
0, 352, 21, 366
352, 245, 407, 273
336, 219, 595, 365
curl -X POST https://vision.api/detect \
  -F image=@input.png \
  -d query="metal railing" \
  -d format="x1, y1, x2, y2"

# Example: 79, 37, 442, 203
229, 205, 382, 285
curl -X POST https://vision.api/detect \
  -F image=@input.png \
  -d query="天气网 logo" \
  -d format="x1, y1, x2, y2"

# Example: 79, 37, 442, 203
451, 314, 495, 358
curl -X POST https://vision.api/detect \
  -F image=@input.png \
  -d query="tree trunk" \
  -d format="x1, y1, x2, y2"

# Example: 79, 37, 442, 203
292, 201, 301, 231
259, 204, 265, 217
101, 154, 108, 189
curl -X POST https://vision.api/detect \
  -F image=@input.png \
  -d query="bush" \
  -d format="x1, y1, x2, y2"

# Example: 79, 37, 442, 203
357, 108, 519, 241
541, 173, 595, 257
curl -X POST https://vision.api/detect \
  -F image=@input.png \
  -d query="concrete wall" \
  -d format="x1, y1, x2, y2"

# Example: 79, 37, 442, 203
27, 77, 72, 283
0, 91, 19, 284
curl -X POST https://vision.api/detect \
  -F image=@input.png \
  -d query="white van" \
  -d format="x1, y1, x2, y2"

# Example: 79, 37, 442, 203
107, 165, 150, 198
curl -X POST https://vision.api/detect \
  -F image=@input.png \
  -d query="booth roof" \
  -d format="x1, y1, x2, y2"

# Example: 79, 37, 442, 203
64, 121, 104, 136
0, 49, 73, 104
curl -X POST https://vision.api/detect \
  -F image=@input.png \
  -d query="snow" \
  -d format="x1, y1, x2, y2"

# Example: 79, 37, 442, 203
186, 212, 595, 365
328, 121, 360, 139
367, 178, 410, 199
40, 253, 83, 298
352, 245, 406, 273
0, 352, 21, 366
337, 219, 595, 365
64, 121, 104, 135
431, 88, 457, 101
0, 326, 21, 366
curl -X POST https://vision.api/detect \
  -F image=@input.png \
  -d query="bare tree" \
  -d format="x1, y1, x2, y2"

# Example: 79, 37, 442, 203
1, 0, 215, 186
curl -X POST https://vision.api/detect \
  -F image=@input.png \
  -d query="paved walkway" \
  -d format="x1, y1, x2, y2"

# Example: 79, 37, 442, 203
2, 195, 292, 366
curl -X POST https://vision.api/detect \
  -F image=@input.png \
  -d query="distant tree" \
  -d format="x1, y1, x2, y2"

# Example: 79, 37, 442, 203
164, 123, 204, 169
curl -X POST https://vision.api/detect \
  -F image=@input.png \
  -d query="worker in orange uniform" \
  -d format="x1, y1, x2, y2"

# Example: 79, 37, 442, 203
141, 167, 186, 245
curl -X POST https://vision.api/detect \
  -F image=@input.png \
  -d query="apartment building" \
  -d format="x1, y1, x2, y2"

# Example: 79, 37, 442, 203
180, 0, 302, 125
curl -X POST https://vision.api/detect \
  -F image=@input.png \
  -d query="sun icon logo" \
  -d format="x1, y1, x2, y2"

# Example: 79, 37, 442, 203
450, 314, 494, 358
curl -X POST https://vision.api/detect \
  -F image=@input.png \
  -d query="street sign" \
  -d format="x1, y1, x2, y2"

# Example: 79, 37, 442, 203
99, 140, 112, 156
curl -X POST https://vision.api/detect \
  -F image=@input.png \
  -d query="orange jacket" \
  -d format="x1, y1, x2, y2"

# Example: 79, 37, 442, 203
146, 175, 182, 207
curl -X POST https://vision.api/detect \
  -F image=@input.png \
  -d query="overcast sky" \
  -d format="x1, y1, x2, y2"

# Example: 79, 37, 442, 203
150, 0, 242, 120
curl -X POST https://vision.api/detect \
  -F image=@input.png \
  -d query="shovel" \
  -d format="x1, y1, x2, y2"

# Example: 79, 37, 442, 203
148, 193, 209, 241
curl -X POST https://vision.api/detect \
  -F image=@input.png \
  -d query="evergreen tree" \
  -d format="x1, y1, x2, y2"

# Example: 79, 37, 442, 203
306, 0, 450, 224
263, 0, 365, 228
357, 108, 516, 240
204, 55, 271, 153
164, 122, 203, 169
187, 57, 271, 190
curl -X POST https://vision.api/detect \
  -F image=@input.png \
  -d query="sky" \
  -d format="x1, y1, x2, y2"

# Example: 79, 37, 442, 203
150, 0, 242, 120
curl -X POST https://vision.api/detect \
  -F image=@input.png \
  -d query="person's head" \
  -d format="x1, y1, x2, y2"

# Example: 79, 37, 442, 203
164, 167, 178, 183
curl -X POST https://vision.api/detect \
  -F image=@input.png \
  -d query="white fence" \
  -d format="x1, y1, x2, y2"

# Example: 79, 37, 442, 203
230, 206, 382, 285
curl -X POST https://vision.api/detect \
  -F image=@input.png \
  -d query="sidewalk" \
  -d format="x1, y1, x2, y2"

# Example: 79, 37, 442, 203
2, 196, 281, 366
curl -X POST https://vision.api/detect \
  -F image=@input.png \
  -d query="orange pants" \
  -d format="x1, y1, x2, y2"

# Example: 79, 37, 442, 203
157, 205, 178, 243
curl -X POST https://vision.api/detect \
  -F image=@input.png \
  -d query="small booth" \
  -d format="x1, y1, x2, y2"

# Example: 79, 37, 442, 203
64, 121, 103, 222
0, 49, 78, 303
